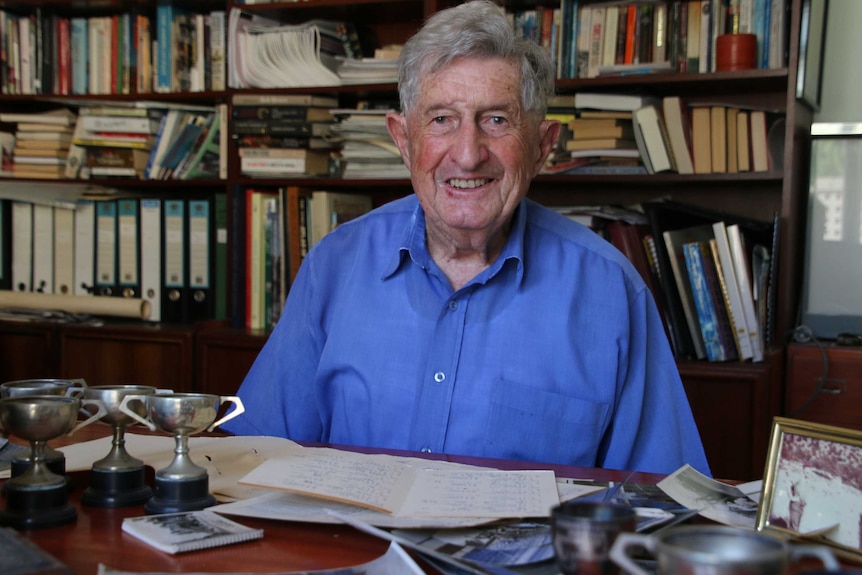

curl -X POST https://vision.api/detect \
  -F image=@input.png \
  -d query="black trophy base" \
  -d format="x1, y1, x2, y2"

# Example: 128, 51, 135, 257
81, 467, 153, 508
0, 483, 77, 530
144, 475, 216, 515
6, 455, 72, 495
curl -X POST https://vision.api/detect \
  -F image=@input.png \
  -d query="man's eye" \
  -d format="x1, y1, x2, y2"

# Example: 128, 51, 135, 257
432, 116, 448, 124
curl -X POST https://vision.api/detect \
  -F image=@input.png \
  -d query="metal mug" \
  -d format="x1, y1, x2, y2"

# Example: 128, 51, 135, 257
551, 501, 638, 575
0, 378, 87, 398
609, 524, 840, 575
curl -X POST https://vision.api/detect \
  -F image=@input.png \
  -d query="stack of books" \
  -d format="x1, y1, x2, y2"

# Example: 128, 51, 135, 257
329, 106, 407, 179
0, 108, 76, 179
69, 105, 162, 179
232, 94, 339, 178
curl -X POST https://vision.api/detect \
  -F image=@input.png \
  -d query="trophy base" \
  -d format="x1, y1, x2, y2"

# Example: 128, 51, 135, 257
0, 482, 77, 530
81, 467, 153, 508
144, 475, 216, 515
5, 455, 71, 494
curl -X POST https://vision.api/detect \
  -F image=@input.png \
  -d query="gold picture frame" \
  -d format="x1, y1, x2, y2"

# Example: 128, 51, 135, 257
757, 416, 862, 561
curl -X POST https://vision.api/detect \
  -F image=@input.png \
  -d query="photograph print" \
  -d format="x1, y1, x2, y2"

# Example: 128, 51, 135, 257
758, 417, 862, 559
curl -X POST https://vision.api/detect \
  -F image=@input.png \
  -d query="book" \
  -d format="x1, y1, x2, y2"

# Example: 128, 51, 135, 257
661, 96, 694, 175
709, 105, 726, 173
632, 105, 675, 174
574, 92, 660, 112
711, 224, 755, 361
240, 149, 331, 176
121, 510, 263, 554
736, 110, 750, 172
683, 240, 734, 362
0, 108, 76, 126
308, 190, 372, 247
231, 93, 339, 107
231, 106, 335, 123
726, 107, 739, 173
565, 138, 637, 152
690, 106, 711, 174
749, 110, 769, 172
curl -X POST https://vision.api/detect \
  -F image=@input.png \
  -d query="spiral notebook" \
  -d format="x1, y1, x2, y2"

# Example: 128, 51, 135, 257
122, 510, 263, 554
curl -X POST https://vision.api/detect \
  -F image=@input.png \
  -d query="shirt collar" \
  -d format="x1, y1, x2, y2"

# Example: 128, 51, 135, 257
383, 196, 527, 286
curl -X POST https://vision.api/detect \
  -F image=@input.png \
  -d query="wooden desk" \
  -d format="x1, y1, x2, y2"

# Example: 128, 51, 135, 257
8, 426, 663, 574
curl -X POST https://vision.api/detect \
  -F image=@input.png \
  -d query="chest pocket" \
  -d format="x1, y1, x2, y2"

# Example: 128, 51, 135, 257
484, 379, 611, 466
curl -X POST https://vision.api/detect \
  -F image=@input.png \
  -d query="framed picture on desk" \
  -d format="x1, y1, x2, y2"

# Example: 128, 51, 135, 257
757, 416, 862, 561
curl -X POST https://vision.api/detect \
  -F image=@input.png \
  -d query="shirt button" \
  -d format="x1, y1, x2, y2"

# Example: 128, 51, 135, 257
421, 447, 432, 453
448, 300, 458, 311
434, 372, 445, 383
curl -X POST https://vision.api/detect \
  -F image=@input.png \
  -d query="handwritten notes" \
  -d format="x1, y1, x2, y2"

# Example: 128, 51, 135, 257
238, 450, 559, 519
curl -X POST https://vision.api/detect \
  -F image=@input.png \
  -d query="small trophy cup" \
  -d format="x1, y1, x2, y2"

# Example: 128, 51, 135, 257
80, 384, 159, 508
119, 392, 244, 515
0, 395, 106, 529
0, 378, 87, 481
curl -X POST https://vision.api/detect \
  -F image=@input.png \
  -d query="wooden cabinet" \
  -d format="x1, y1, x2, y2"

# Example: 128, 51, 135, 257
194, 322, 268, 396
786, 342, 862, 432
0, 321, 58, 382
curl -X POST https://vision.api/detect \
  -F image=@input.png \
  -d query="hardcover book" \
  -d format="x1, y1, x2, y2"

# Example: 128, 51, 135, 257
122, 510, 263, 554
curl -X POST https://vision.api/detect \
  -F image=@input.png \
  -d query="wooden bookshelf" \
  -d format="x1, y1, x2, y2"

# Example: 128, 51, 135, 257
0, 0, 815, 480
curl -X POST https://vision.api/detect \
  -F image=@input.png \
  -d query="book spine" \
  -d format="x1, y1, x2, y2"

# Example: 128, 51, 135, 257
231, 119, 315, 136
209, 11, 226, 91
155, 3, 172, 92
231, 106, 325, 121
683, 241, 723, 361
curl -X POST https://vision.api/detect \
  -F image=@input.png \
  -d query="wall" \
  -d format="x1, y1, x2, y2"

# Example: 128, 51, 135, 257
814, 0, 862, 122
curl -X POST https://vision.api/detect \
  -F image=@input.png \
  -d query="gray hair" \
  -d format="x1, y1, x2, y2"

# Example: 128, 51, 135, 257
397, 0, 555, 117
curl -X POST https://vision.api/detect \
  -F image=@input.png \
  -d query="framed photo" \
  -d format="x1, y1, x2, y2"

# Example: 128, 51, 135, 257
757, 417, 862, 561
796, 0, 829, 110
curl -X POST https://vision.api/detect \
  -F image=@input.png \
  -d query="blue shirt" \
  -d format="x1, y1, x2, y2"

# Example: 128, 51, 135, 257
223, 195, 711, 476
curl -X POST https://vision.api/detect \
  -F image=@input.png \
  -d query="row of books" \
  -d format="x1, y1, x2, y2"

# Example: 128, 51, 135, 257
0, 194, 227, 324
231, 188, 371, 330
636, 97, 779, 175
541, 92, 781, 176
510, 0, 787, 80
562, 201, 776, 362
0, 6, 226, 96
0, 103, 226, 180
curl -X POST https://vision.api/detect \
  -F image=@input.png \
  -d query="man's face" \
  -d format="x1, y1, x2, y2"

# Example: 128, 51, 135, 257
387, 57, 559, 240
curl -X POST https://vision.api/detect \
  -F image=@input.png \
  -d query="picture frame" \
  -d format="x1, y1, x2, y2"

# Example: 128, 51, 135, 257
796, 0, 829, 110
757, 416, 862, 561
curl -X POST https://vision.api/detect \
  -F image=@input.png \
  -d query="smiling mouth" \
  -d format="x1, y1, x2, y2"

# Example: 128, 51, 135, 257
448, 178, 491, 189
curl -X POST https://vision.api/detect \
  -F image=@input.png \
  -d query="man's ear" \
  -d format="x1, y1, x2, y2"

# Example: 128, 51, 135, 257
533, 119, 562, 174
386, 112, 412, 170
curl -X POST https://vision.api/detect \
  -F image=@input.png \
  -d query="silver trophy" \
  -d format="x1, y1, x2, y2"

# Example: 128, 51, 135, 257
0, 378, 87, 480
0, 395, 106, 529
80, 384, 159, 508
119, 392, 244, 514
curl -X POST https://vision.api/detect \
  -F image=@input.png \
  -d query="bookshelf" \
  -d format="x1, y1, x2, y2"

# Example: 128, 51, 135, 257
0, 0, 814, 480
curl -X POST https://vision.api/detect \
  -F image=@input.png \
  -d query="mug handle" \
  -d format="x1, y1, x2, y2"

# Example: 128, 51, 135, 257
608, 532, 655, 575
790, 545, 840, 570
118, 394, 156, 431
69, 399, 107, 435
208, 396, 245, 431
65, 377, 88, 398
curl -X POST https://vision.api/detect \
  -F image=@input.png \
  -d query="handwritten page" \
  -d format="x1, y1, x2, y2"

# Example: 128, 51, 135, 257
240, 451, 415, 513
239, 453, 559, 519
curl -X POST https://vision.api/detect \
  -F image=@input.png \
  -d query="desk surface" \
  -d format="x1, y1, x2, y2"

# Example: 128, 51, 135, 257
8, 426, 663, 575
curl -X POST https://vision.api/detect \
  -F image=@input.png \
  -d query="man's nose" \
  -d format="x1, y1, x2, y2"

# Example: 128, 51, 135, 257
449, 121, 489, 168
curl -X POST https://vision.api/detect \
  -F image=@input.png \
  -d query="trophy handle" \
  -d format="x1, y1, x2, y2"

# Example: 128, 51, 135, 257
118, 394, 157, 431
65, 377, 88, 398
69, 399, 108, 435
208, 396, 245, 431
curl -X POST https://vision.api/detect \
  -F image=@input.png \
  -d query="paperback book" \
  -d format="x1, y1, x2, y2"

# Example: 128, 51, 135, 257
121, 510, 263, 554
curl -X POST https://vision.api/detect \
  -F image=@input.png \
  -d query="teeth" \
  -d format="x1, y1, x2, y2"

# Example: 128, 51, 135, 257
449, 178, 489, 189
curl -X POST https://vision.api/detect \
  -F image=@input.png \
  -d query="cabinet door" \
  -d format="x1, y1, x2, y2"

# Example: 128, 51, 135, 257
786, 343, 862, 432
58, 325, 194, 391
0, 322, 57, 382
195, 325, 268, 396
680, 356, 781, 481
